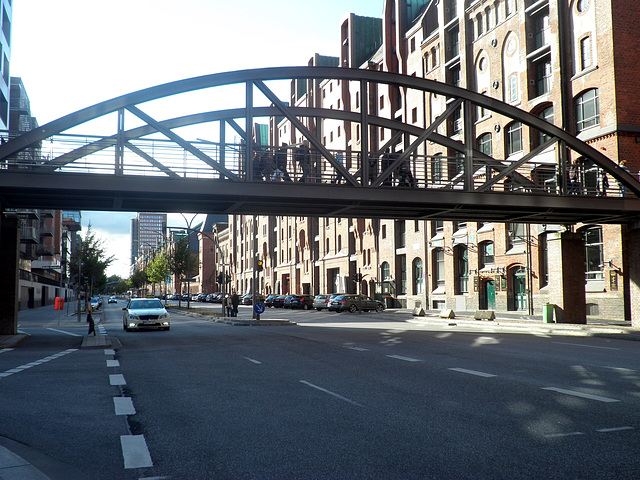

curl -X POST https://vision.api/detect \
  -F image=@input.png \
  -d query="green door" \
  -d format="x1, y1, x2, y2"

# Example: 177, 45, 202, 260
513, 270, 527, 311
486, 280, 496, 310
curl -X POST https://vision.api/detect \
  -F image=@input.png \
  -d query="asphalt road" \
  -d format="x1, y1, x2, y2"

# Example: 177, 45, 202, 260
2, 302, 639, 479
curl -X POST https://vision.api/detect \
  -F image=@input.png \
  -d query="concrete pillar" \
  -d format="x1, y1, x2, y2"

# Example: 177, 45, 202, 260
626, 224, 640, 328
547, 232, 586, 324
0, 215, 20, 335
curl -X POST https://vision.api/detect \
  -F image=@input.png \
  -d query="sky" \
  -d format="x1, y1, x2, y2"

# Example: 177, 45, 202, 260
10, 0, 385, 278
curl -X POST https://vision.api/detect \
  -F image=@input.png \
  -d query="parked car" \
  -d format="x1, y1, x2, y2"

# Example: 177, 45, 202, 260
108, 296, 117, 304
328, 294, 385, 313
181, 293, 189, 301
122, 298, 170, 331
282, 295, 295, 308
264, 294, 278, 308
313, 294, 330, 311
241, 294, 265, 305
288, 294, 314, 310
273, 295, 287, 308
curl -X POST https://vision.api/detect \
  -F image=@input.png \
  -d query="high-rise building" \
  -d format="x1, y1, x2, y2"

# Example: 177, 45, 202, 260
131, 213, 167, 265
0, 0, 12, 131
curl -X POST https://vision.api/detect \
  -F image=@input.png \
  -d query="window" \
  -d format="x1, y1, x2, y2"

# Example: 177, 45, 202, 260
534, 57, 552, 97
507, 223, 525, 249
538, 106, 554, 145
506, 122, 523, 155
412, 107, 418, 124
413, 258, 424, 295
576, 89, 600, 132
396, 220, 406, 248
433, 248, 445, 290
410, 37, 416, 53
577, 0, 589, 13
583, 226, 603, 280
398, 255, 407, 295
379, 95, 384, 110
580, 36, 592, 70
431, 220, 444, 237
455, 245, 468, 294
533, 11, 550, 49
381, 261, 391, 281
508, 74, 518, 102
478, 133, 492, 156
539, 233, 548, 288
431, 153, 443, 182
382, 224, 387, 239
480, 241, 494, 268
448, 26, 460, 60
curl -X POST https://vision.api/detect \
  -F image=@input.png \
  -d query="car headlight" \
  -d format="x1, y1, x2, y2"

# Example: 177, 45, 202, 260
129, 313, 140, 320
159, 313, 169, 319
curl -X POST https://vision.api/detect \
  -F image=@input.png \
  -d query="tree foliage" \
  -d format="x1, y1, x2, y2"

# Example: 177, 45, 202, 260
167, 236, 198, 282
147, 253, 168, 294
70, 224, 114, 294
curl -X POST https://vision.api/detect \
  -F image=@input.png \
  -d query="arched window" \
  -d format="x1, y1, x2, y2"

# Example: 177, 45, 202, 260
381, 262, 391, 281
576, 89, 600, 132
505, 121, 523, 155
479, 241, 494, 269
478, 133, 492, 156
413, 258, 424, 295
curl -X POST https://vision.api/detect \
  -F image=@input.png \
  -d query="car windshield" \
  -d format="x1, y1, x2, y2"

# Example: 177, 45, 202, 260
129, 300, 163, 309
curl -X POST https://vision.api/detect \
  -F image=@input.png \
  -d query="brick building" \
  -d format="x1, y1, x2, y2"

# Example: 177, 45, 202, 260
224, 0, 640, 321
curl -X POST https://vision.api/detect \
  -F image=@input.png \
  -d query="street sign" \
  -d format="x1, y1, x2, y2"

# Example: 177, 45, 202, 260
253, 302, 266, 315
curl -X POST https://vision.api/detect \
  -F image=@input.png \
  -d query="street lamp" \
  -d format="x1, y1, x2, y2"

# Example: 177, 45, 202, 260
180, 213, 198, 309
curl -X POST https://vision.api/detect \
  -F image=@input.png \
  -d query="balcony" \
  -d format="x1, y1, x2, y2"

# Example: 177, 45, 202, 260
20, 226, 38, 244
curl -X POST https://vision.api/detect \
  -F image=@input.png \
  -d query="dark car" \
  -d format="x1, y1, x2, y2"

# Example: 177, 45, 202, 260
241, 294, 265, 305
264, 294, 278, 307
288, 294, 314, 310
328, 294, 385, 313
273, 295, 287, 308
313, 294, 330, 311
282, 295, 295, 308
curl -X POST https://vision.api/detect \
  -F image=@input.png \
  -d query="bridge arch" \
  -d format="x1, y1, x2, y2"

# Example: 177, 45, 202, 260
0, 66, 639, 224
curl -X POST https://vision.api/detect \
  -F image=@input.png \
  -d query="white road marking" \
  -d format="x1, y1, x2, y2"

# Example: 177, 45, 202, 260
107, 360, 120, 368
542, 387, 620, 403
345, 346, 368, 351
47, 328, 82, 337
243, 357, 262, 365
0, 349, 77, 380
553, 341, 619, 351
386, 355, 422, 362
120, 435, 153, 469
544, 432, 584, 438
113, 397, 136, 415
300, 380, 363, 407
0, 348, 14, 354
596, 426, 634, 433
104, 349, 116, 356
110, 374, 127, 386
449, 368, 497, 378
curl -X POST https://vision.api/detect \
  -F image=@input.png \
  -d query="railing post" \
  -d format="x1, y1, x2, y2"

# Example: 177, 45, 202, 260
360, 79, 369, 186
463, 100, 474, 191
246, 81, 254, 182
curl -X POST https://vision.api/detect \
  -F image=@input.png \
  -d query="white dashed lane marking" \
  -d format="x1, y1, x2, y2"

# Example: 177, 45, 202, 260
107, 359, 120, 367
387, 355, 422, 363
109, 374, 127, 386
47, 328, 82, 337
120, 435, 153, 469
113, 397, 136, 415
542, 387, 620, 403
448, 368, 497, 378
300, 380, 364, 407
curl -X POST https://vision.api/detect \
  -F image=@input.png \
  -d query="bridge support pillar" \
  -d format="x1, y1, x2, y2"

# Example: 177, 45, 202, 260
0, 215, 19, 334
626, 224, 640, 329
547, 232, 586, 324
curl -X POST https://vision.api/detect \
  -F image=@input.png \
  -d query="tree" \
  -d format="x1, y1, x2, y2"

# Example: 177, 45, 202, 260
167, 236, 198, 295
70, 224, 115, 294
147, 253, 168, 296
129, 268, 147, 292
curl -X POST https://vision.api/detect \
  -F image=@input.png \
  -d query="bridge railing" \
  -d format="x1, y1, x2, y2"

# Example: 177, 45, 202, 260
0, 131, 632, 199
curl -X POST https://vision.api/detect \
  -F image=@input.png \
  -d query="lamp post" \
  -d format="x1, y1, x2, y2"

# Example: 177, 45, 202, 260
180, 214, 198, 309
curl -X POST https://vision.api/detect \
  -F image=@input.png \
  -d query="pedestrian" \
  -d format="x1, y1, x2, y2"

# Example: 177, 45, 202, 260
333, 152, 344, 184
275, 144, 292, 182
567, 162, 580, 195
231, 291, 240, 317
86, 303, 96, 336
618, 160, 629, 197
262, 152, 276, 181
380, 149, 394, 186
295, 141, 311, 183
225, 296, 233, 317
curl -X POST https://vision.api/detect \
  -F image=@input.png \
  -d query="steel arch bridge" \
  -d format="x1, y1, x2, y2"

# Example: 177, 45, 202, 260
1, 66, 640, 224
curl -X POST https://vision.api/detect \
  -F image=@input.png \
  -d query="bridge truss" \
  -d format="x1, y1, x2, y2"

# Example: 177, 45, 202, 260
1, 66, 639, 224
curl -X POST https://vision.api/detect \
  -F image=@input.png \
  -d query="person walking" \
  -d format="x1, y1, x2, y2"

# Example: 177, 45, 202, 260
231, 291, 240, 317
86, 303, 96, 336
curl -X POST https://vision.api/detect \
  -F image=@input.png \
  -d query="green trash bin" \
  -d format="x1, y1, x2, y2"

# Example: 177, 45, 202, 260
543, 304, 555, 323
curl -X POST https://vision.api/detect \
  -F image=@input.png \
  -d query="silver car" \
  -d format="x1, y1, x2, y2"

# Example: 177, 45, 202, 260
123, 298, 170, 331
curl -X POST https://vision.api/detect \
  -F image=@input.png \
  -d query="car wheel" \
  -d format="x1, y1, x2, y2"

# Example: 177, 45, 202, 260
348, 304, 358, 313
316, 308, 322, 311
363, 309, 370, 313
302, 304, 309, 310
376, 304, 384, 312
